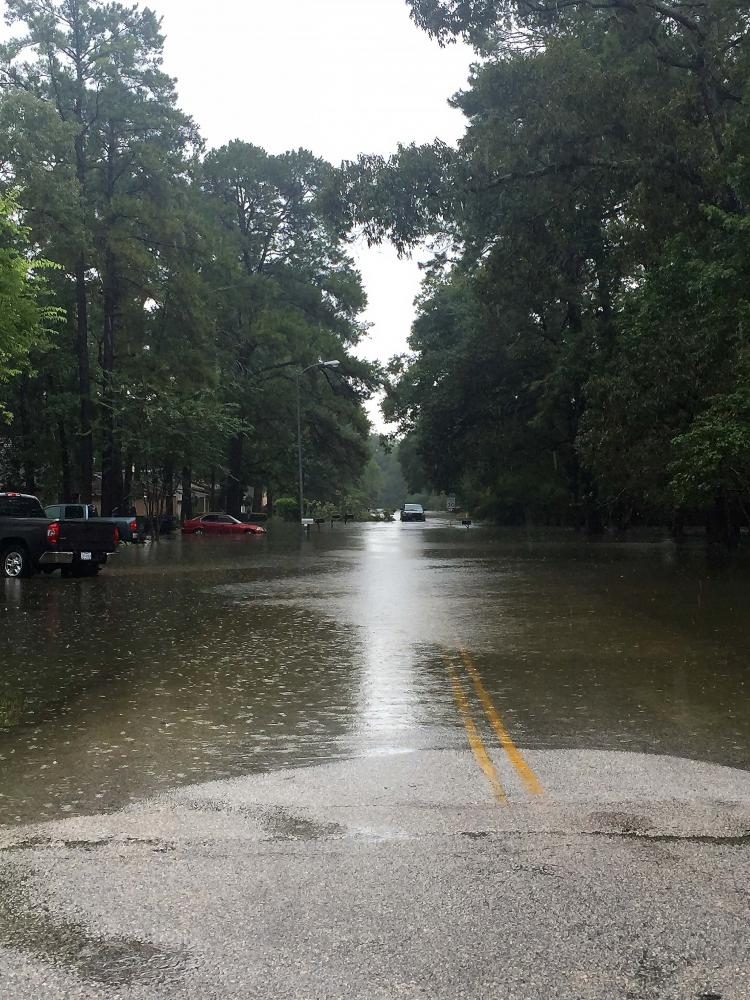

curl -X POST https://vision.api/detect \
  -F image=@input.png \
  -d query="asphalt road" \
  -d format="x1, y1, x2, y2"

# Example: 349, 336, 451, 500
1, 522, 749, 998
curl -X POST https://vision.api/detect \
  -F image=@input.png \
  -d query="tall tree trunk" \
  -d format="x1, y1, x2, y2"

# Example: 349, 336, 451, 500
72, 26, 93, 505
707, 492, 740, 548
181, 466, 193, 522
75, 256, 94, 502
17, 378, 36, 494
8, 457, 21, 492
58, 418, 72, 502
671, 509, 686, 542
100, 247, 119, 516
226, 433, 244, 517
163, 461, 175, 516
123, 455, 133, 512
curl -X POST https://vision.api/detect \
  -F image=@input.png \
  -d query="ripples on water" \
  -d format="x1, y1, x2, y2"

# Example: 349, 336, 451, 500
1, 523, 749, 824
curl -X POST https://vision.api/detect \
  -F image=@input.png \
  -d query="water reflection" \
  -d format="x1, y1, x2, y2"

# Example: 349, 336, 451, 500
1, 524, 749, 825
351, 527, 439, 745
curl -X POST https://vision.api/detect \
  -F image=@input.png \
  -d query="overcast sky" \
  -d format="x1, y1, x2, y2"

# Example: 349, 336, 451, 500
4, 0, 474, 426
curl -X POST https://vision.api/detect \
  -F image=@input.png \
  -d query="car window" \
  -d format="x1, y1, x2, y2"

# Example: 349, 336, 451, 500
218, 515, 235, 523
0, 495, 46, 518
45, 505, 62, 518
64, 505, 85, 518
202, 515, 218, 523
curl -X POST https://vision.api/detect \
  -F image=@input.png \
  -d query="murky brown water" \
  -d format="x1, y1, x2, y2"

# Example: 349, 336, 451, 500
1, 521, 749, 825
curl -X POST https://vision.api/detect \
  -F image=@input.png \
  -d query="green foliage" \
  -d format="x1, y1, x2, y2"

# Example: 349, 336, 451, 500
6, 0, 746, 539
671, 389, 750, 510
358, 455, 384, 508
309, 500, 337, 522
0, 2, 376, 507
274, 497, 300, 522
360, 0, 750, 538
0, 196, 60, 385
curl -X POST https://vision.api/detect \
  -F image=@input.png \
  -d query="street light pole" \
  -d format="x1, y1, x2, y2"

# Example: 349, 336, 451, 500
296, 360, 340, 524
296, 373, 304, 522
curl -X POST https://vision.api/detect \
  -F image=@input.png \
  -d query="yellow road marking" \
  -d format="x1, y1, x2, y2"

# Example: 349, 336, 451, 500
460, 649, 544, 797
446, 660, 507, 804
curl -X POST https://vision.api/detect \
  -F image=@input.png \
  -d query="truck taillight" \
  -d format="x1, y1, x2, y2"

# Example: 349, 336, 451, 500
47, 522, 60, 545
114, 526, 120, 545
129, 519, 138, 533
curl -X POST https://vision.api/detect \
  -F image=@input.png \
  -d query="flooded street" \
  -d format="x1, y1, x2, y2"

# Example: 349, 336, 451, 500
2, 521, 750, 999
2, 520, 749, 824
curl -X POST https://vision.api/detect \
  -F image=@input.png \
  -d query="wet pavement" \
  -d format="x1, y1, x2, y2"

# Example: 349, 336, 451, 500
1, 520, 750, 997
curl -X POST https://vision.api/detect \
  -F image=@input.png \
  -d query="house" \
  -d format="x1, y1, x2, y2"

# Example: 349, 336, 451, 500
90, 475, 265, 518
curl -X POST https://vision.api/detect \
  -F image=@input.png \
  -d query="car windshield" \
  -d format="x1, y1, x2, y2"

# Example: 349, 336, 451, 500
404, 504, 423, 512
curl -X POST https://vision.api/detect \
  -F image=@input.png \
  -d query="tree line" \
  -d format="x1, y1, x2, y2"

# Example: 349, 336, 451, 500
0, 0, 378, 519
343, 0, 750, 543
5, 0, 750, 541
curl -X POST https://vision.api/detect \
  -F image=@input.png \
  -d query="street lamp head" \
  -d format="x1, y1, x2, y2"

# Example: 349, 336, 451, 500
300, 359, 342, 377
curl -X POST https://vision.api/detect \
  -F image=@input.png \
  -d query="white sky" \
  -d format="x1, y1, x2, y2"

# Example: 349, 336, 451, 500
3, 0, 474, 427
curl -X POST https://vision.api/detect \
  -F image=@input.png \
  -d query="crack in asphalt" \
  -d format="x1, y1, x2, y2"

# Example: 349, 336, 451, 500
459, 829, 750, 846
0, 835, 177, 854
589, 830, 750, 846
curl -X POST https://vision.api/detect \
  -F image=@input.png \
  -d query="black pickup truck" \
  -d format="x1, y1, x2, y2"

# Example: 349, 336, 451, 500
0, 493, 119, 579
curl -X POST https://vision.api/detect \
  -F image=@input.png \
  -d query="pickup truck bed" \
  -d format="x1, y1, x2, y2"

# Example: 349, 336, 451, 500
0, 493, 119, 578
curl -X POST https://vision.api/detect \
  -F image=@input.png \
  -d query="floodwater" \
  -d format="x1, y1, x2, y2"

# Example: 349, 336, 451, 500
0, 519, 748, 825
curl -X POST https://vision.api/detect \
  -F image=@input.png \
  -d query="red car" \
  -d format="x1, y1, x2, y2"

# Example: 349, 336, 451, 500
182, 513, 266, 536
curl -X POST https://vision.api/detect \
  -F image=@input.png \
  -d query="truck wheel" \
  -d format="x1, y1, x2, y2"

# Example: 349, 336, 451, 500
1, 544, 31, 579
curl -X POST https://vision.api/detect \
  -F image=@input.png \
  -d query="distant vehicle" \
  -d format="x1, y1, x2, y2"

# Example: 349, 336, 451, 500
1, 493, 119, 578
400, 503, 426, 523
182, 513, 267, 536
44, 502, 140, 543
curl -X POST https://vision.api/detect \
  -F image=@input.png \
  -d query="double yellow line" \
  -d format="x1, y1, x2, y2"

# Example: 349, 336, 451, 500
447, 648, 543, 802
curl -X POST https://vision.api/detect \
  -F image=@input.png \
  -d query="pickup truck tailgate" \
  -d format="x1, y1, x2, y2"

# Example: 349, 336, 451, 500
57, 520, 118, 552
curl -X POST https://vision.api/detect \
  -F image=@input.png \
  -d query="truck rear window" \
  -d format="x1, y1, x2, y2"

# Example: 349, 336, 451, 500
0, 496, 46, 518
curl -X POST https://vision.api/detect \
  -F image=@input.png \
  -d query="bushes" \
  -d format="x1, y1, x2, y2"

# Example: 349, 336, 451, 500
273, 497, 300, 522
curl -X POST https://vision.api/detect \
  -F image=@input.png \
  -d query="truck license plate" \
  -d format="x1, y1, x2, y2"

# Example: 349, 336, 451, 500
81, 552, 92, 561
